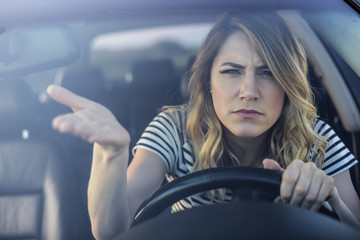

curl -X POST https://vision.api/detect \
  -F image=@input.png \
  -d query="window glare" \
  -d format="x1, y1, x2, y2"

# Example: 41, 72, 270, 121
89, 23, 212, 82
91, 23, 212, 51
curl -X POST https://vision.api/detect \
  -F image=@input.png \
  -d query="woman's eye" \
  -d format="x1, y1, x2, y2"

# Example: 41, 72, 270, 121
258, 70, 273, 78
219, 69, 240, 75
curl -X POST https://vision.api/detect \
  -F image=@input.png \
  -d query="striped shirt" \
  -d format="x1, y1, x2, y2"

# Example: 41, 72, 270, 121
133, 108, 358, 212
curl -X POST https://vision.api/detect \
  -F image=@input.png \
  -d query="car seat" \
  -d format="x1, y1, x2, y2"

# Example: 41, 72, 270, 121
0, 78, 76, 240
125, 58, 181, 151
38, 66, 113, 240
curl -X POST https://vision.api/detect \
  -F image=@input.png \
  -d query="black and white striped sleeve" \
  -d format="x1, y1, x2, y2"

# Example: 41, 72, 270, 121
314, 120, 358, 176
132, 111, 182, 173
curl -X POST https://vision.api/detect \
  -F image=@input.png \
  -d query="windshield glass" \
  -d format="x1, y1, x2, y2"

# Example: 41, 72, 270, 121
0, 1, 359, 239
89, 23, 211, 83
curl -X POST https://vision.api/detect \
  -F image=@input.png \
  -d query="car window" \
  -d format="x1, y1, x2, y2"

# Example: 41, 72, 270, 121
89, 23, 212, 83
0, 1, 359, 239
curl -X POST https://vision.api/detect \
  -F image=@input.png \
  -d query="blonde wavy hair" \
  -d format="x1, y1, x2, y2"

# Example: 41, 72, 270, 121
185, 12, 327, 174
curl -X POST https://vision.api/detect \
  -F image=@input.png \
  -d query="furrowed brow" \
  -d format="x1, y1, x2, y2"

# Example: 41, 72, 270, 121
220, 62, 245, 68
220, 62, 269, 70
256, 65, 270, 70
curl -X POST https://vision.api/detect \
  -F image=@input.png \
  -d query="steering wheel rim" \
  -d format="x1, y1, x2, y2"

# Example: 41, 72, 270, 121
132, 167, 282, 226
132, 167, 339, 227
124, 202, 360, 240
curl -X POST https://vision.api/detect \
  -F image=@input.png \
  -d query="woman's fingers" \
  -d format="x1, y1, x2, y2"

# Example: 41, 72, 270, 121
280, 159, 302, 203
288, 163, 315, 206
52, 108, 128, 145
47, 84, 130, 148
262, 158, 285, 172
309, 177, 335, 211
52, 111, 96, 140
47, 84, 91, 112
281, 160, 335, 211
299, 172, 322, 209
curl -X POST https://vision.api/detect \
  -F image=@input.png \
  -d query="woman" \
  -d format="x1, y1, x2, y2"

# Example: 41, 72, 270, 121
47, 12, 360, 239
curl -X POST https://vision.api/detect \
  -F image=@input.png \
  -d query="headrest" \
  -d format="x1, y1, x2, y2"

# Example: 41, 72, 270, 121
61, 67, 107, 103
131, 58, 177, 92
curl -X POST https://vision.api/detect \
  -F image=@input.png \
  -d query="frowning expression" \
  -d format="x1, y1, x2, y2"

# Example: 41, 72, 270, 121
210, 31, 285, 139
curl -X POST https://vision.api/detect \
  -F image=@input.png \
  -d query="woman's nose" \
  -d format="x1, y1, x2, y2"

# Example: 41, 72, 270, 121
239, 72, 259, 101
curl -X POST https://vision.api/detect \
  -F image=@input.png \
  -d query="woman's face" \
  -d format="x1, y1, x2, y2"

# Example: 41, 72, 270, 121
210, 31, 285, 139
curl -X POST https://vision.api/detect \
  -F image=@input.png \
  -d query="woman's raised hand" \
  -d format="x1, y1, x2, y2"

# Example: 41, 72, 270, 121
46, 84, 130, 153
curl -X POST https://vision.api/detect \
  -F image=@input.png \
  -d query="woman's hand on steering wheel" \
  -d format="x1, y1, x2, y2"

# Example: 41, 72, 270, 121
263, 158, 337, 211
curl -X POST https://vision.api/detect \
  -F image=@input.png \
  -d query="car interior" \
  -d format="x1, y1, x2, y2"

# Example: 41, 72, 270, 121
0, 1, 359, 239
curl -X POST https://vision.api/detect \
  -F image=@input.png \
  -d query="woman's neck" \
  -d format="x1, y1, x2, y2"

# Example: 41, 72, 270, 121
224, 129, 269, 167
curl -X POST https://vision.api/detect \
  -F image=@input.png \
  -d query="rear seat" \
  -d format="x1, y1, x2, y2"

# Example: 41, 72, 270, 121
121, 58, 182, 151
38, 67, 113, 240
0, 78, 76, 240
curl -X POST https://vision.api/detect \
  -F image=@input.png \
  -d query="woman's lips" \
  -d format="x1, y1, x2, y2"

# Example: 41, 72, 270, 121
233, 109, 263, 119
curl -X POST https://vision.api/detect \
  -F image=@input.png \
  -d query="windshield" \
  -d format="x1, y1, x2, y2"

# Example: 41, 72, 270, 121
0, 1, 359, 240
90, 23, 211, 83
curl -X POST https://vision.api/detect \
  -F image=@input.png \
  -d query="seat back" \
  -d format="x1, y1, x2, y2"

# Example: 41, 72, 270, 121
0, 78, 75, 240
0, 141, 73, 240
38, 67, 112, 240
126, 58, 181, 149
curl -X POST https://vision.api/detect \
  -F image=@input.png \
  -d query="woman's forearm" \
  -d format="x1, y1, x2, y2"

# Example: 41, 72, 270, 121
329, 188, 360, 228
88, 143, 131, 240
46, 85, 135, 239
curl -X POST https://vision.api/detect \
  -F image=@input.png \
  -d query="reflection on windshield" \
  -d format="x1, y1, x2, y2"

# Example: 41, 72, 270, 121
89, 24, 211, 82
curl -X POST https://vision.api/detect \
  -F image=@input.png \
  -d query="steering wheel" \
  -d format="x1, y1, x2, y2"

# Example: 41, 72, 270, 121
132, 167, 337, 227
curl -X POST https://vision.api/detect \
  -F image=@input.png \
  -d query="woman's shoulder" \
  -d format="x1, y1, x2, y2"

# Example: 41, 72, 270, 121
313, 119, 334, 136
162, 105, 189, 116
160, 105, 189, 130
313, 119, 358, 176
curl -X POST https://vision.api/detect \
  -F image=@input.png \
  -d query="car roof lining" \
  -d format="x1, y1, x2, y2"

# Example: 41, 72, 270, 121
0, 0, 346, 25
